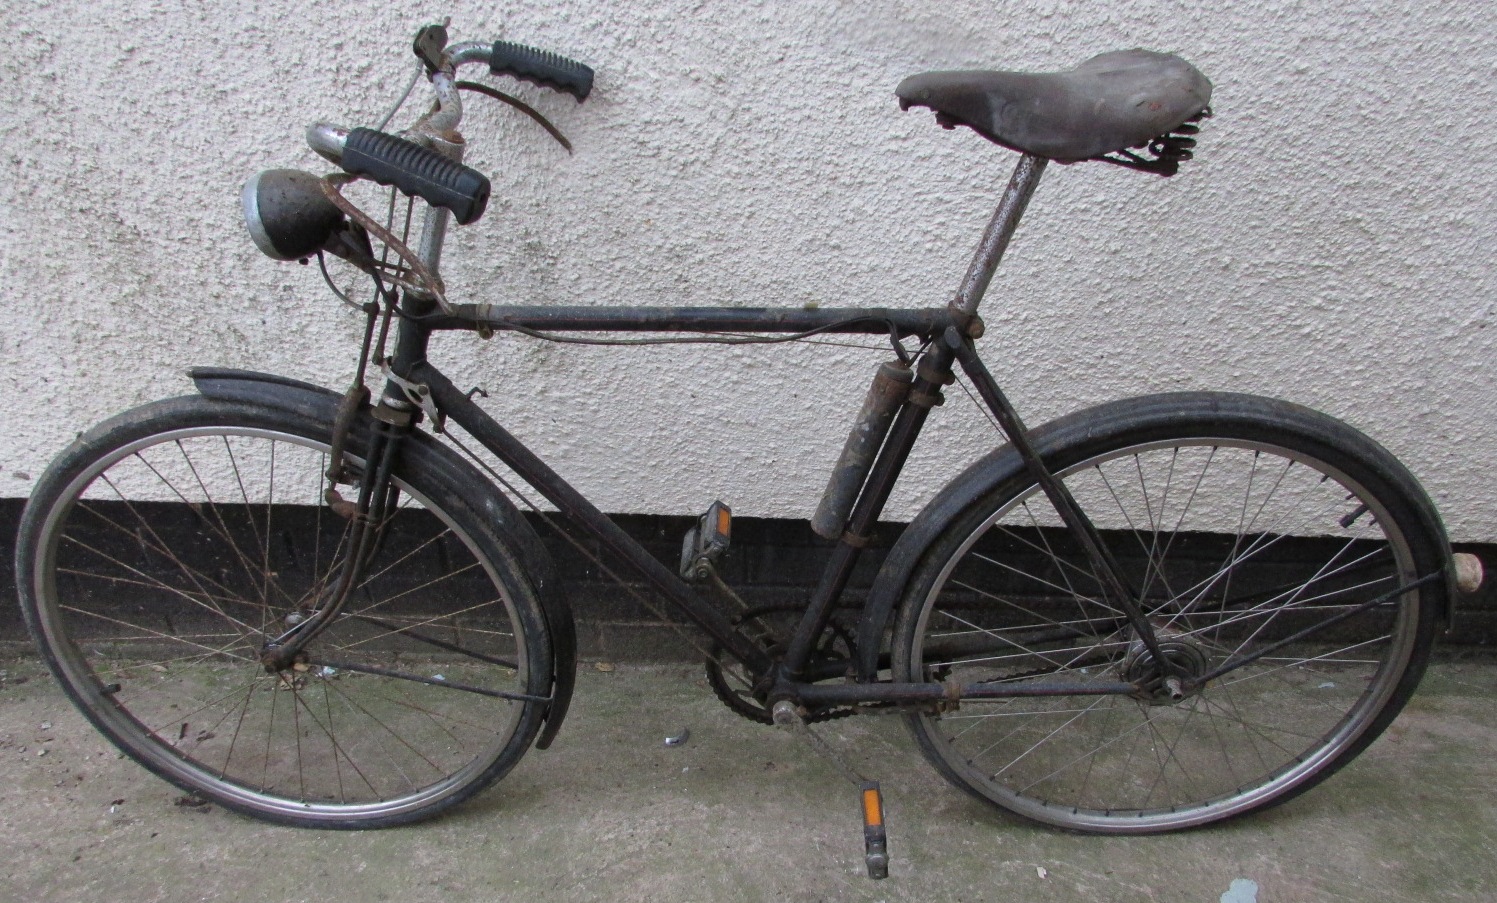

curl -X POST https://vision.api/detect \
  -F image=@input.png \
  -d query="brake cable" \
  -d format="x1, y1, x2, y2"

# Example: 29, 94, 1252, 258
457, 81, 574, 153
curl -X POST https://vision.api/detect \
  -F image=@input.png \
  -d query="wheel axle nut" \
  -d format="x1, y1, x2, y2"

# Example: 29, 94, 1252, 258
1164, 677, 1186, 701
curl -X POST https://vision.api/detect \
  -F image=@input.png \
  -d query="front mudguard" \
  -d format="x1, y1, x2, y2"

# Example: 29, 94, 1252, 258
188, 367, 577, 749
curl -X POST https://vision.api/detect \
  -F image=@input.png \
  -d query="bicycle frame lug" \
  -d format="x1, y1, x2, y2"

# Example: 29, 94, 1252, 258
915, 353, 957, 386
905, 387, 945, 409
371, 399, 415, 427
838, 530, 871, 549
380, 360, 443, 429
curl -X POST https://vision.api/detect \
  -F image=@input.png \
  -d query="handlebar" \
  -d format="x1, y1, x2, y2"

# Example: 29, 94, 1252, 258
488, 41, 593, 101
341, 128, 491, 225
307, 30, 593, 226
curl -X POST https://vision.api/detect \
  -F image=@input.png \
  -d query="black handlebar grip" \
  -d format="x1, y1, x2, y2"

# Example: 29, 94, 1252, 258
490, 41, 594, 101
340, 128, 491, 225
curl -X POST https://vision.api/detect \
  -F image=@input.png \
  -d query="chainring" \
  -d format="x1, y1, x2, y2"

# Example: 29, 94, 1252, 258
704, 604, 857, 724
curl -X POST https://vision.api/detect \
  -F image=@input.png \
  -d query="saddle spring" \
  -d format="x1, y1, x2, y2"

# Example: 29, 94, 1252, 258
1095, 107, 1212, 177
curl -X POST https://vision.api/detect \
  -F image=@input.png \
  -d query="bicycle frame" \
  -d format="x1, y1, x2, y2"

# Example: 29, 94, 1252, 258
239, 31, 1448, 723
359, 153, 1147, 710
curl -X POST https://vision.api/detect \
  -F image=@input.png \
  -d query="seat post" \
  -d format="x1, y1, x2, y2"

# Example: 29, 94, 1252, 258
952, 154, 1048, 316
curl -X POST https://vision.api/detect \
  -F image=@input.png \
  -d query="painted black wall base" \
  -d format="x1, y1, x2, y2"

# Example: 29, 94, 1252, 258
3, 498, 1494, 661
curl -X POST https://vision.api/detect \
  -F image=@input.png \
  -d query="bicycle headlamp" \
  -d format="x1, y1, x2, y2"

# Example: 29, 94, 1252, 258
241, 169, 347, 261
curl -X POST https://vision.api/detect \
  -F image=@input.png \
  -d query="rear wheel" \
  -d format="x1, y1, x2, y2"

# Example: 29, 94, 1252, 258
16, 396, 552, 828
892, 394, 1444, 832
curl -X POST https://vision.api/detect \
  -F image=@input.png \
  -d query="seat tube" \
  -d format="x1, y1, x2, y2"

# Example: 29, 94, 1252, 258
952, 154, 1048, 316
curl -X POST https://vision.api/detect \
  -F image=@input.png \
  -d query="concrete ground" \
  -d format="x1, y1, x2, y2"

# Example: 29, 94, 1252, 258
2, 653, 1494, 903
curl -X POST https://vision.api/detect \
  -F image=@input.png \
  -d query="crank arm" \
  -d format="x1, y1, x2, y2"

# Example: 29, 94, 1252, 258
770, 700, 891, 879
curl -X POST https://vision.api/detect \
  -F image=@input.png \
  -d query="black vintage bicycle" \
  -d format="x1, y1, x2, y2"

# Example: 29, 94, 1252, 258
14, 23, 1460, 878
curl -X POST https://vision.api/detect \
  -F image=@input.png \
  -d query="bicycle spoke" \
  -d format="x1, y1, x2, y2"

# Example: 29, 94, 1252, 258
175, 439, 300, 612
31, 416, 540, 823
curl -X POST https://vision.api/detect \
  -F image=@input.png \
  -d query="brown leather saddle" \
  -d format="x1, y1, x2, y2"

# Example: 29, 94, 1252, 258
897, 49, 1212, 175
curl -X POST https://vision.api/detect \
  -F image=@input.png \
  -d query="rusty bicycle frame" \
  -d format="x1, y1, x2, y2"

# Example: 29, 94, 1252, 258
239, 35, 1450, 748
256, 151, 1202, 718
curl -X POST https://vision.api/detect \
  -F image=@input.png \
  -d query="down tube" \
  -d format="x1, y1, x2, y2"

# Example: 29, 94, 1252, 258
412, 362, 775, 676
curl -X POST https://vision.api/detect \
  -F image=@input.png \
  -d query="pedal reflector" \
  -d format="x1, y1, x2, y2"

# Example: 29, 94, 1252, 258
860, 781, 888, 879
679, 500, 732, 580
714, 502, 732, 542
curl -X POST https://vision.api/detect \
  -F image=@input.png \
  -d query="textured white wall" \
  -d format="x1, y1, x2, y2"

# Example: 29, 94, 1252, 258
3, 1, 1494, 539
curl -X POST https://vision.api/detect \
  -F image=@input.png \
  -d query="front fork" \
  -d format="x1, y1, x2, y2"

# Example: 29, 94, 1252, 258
259, 381, 416, 672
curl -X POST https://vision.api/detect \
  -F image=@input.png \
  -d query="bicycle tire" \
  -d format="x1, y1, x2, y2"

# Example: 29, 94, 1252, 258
890, 392, 1445, 833
16, 395, 553, 828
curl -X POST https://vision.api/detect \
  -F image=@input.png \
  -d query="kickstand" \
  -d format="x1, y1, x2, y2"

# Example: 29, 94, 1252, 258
771, 701, 889, 879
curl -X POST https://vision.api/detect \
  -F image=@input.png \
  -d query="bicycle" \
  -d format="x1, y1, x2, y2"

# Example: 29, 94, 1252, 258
13, 22, 1467, 879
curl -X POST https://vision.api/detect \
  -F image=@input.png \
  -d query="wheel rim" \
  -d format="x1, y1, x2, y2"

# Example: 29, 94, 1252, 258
32, 425, 534, 822
906, 437, 1422, 832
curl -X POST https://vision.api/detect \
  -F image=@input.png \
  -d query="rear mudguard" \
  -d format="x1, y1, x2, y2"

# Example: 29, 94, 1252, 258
853, 441, 1029, 681
854, 393, 1457, 681
189, 367, 577, 749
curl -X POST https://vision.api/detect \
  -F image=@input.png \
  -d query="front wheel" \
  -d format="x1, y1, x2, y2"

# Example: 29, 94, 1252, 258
16, 396, 553, 828
891, 393, 1446, 833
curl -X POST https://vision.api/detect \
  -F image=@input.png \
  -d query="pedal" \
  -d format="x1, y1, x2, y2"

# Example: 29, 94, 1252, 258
860, 781, 889, 880
771, 700, 891, 880
679, 500, 732, 580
